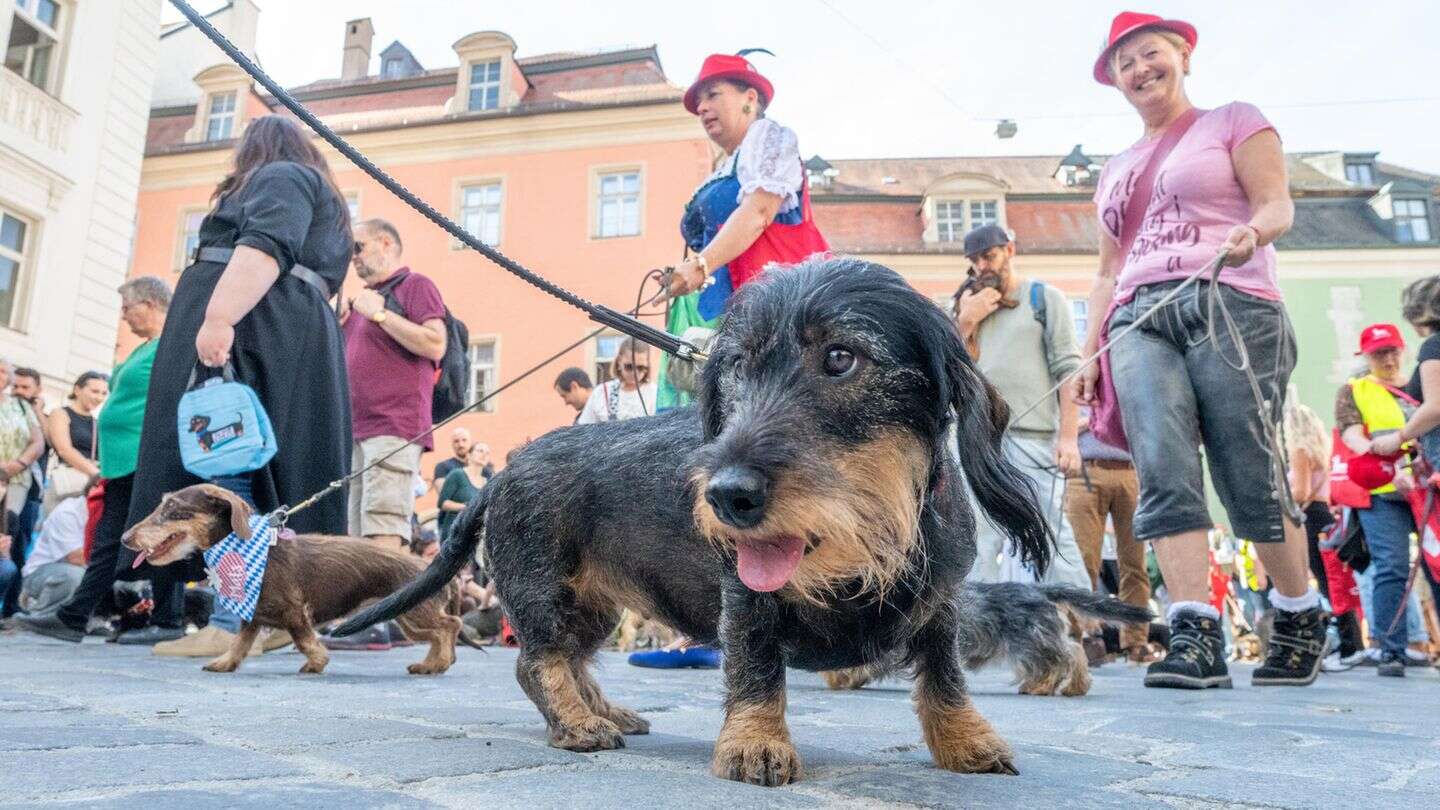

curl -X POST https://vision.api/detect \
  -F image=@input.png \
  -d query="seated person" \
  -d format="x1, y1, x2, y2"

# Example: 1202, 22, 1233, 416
20, 492, 89, 615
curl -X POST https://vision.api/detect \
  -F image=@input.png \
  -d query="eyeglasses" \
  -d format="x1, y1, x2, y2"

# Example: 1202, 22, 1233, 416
352, 240, 367, 256
620, 362, 649, 373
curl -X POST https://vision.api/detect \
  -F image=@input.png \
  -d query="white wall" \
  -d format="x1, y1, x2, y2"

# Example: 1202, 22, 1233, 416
150, 0, 257, 107
0, 0, 163, 399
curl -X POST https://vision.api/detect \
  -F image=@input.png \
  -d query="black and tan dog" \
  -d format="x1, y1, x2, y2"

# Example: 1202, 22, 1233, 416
122, 484, 476, 675
338, 258, 1052, 785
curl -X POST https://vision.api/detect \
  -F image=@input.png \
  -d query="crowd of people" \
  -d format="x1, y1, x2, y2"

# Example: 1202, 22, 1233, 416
3, 11, 1438, 693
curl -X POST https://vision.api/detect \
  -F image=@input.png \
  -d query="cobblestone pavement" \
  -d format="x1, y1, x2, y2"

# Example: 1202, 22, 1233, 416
1, 632, 1437, 808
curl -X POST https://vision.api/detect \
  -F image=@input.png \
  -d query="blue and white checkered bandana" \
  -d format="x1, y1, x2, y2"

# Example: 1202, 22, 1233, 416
201, 513, 275, 623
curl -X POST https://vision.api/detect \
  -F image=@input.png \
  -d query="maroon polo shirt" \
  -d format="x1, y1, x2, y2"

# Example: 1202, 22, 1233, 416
343, 267, 446, 450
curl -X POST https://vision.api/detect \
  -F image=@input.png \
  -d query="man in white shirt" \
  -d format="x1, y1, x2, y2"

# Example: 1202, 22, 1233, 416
21, 493, 88, 614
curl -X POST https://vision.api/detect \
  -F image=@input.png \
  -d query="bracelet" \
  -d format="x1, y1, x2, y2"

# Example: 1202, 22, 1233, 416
694, 253, 709, 276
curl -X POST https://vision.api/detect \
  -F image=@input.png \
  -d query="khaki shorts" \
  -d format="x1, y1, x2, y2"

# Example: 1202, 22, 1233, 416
348, 435, 422, 539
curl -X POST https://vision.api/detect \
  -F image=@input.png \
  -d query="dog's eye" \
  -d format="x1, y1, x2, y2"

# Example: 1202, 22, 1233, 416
823, 346, 857, 377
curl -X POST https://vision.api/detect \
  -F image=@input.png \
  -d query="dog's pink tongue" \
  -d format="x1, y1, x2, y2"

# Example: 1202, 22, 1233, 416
736, 536, 806, 592
131, 550, 148, 569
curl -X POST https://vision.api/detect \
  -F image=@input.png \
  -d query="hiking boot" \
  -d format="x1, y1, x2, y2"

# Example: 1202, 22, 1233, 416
154, 626, 252, 658
256, 629, 292, 654
1377, 651, 1406, 678
1144, 612, 1231, 689
116, 625, 186, 645
318, 624, 391, 651
1252, 606, 1326, 686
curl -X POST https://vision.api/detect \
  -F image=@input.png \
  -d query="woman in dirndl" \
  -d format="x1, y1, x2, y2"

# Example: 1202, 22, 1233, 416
655, 50, 829, 409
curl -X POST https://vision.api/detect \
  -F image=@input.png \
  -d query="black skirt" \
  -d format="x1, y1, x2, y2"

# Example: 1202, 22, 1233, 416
119, 261, 351, 582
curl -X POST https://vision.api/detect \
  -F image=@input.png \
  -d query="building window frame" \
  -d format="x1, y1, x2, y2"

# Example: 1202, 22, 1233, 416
467, 58, 502, 112
591, 332, 627, 386
934, 200, 966, 243
5, 0, 67, 96
590, 165, 645, 239
453, 176, 504, 248
931, 196, 1004, 244
467, 336, 499, 413
173, 207, 208, 273
0, 203, 39, 333
1394, 198, 1433, 243
204, 90, 237, 142
343, 190, 362, 222
1344, 161, 1375, 187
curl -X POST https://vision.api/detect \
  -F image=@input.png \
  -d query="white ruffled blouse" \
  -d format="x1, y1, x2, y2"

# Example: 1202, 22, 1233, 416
707, 118, 804, 215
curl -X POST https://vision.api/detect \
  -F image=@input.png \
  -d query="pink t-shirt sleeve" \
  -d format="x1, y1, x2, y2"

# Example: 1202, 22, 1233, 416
1225, 102, 1279, 152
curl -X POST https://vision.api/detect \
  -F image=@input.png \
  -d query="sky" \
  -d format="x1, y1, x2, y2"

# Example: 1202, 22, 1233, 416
164, 0, 1440, 173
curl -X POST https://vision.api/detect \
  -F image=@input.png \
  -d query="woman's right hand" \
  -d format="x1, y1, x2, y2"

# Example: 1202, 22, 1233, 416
1075, 362, 1100, 406
0, 460, 23, 479
195, 317, 234, 367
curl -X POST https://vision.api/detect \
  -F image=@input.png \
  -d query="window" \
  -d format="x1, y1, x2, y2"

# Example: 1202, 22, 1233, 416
597, 171, 641, 238
344, 192, 361, 221
467, 59, 501, 111
969, 200, 999, 229
205, 91, 237, 141
460, 182, 502, 245
468, 339, 497, 412
594, 334, 626, 384
381, 57, 405, 79
0, 208, 33, 329
5, 0, 63, 93
1395, 199, 1432, 243
1071, 299, 1089, 341
935, 201, 965, 242
1344, 162, 1375, 186
179, 210, 205, 269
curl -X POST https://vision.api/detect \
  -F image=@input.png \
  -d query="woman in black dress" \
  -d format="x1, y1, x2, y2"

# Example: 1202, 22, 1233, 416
123, 115, 353, 582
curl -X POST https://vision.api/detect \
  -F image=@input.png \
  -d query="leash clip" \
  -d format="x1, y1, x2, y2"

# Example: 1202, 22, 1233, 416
264, 507, 290, 530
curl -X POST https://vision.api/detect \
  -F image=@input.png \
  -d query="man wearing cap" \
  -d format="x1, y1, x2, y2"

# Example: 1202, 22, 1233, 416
1333, 323, 1426, 677
952, 224, 1090, 589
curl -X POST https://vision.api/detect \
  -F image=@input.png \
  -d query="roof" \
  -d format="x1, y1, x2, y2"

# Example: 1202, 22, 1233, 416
160, 1, 233, 39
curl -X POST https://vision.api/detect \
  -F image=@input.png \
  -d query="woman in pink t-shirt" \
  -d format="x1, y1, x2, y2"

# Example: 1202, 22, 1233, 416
1075, 12, 1325, 690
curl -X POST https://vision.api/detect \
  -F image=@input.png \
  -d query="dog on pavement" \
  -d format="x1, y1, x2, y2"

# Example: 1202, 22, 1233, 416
122, 483, 479, 675
822, 582, 1152, 697
338, 258, 1054, 785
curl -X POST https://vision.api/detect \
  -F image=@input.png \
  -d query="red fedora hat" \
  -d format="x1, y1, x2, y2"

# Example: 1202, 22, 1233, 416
1094, 11, 1198, 86
683, 51, 775, 115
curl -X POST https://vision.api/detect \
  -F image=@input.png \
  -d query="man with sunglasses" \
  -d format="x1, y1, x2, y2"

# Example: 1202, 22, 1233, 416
336, 219, 447, 650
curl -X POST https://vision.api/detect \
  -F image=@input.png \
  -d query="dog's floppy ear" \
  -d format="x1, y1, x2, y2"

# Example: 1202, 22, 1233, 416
935, 318, 1053, 576
199, 484, 254, 539
696, 337, 730, 441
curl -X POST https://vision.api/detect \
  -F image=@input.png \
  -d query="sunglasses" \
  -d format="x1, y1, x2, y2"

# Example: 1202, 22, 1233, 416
620, 362, 649, 373
352, 240, 367, 256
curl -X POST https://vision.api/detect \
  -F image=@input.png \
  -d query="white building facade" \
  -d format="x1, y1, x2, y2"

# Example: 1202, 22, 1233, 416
0, 0, 162, 396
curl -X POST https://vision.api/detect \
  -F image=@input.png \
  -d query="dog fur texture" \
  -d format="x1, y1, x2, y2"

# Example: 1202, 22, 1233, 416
338, 258, 1053, 785
122, 484, 475, 675
821, 582, 1152, 697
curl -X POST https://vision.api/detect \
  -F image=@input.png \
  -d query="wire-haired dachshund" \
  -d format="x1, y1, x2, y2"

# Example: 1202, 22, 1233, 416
338, 257, 1053, 785
123, 484, 478, 676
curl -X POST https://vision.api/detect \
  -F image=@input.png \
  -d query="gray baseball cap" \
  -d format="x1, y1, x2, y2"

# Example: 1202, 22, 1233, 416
963, 224, 1010, 259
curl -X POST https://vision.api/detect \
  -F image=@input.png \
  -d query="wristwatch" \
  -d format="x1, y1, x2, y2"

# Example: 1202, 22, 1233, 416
370, 310, 388, 324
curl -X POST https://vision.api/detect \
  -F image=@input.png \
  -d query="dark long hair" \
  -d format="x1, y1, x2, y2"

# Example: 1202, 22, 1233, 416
212, 115, 350, 233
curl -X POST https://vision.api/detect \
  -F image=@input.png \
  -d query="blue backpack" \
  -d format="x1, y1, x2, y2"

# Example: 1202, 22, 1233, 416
176, 364, 277, 479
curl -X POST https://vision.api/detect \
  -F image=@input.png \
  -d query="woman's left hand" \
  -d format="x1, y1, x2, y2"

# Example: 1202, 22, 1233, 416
665, 258, 706, 299
1, 460, 24, 478
195, 317, 235, 367
1219, 224, 1260, 267
1370, 432, 1404, 457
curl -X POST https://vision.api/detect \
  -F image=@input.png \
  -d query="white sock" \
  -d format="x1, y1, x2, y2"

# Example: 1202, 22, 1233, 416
1268, 587, 1320, 613
1167, 601, 1220, 623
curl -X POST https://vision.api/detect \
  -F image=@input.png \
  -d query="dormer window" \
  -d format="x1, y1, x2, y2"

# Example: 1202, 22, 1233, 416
205, 91, 237, 141
1345, 161, 1375, 186
468, 59, 502, 111
1395, 199, 1432, 243
935, 201, 965, 242
381, 57, 405, 79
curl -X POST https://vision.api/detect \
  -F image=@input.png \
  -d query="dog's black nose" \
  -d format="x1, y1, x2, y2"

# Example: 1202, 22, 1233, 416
706, 466, 769, 529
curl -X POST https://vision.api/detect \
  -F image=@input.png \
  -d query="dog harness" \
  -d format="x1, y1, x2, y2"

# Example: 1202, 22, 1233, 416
202, 512, 276, 623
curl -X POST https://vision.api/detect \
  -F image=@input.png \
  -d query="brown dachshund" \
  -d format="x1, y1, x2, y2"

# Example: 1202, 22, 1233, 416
122, 484, 475, 675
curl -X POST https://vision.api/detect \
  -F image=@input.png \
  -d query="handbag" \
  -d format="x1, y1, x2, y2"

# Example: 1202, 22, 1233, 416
176, 362, 277, 479
42, 405, 96, 510
1090, 108, 1201, 451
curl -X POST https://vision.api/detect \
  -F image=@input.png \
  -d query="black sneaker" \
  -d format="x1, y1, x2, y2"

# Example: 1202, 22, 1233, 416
1252, 606, 1326, 686
1377, 651, 1406, 678
14, 610, 85, 643
1144, 612, 1232, 689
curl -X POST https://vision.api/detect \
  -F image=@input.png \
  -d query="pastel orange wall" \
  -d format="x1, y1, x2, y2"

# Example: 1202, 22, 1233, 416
129, 134, 716, 486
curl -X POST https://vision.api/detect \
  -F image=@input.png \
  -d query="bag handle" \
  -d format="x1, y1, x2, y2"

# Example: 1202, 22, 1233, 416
1118, 107, 1200, 257
185, 360, 238, 391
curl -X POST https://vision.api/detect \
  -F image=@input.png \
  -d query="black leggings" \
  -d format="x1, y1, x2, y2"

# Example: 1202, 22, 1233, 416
1302, 501, 1334, 598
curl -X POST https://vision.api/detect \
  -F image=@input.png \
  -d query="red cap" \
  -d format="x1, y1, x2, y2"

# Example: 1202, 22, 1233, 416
1347, 452, 1401, 491
1094, 11, 1198, 85
683, 53, 775, 115
1357, 323, 1405, 355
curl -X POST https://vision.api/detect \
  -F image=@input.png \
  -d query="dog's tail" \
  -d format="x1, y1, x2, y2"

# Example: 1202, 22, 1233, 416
333, 488, 489, 637
1036, 584, 1152, 625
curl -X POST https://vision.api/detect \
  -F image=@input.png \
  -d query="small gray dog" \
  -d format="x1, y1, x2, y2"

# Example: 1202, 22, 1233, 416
823, 582, 1151, 697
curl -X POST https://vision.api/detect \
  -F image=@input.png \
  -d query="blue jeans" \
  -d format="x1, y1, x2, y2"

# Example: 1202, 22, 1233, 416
1355, 497, 1416, 656
206, 474, 257, 634
0, 557, 17, 608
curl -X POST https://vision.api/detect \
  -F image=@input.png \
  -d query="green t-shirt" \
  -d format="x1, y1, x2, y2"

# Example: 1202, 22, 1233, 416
438, 467, 484, 539
97, 340, 157, 479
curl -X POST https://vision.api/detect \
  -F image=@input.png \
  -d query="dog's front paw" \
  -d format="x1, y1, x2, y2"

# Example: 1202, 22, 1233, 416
711, 736, 802, 786
298, 657, 329, 674
550, 715, 624, 752
930, 725, 1017, 776
821, 667, 872, 690
203, 656, 241, 673
407, 660, 450, 676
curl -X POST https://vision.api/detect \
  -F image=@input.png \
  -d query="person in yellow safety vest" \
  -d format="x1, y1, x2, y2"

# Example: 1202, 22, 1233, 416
1333, 323, 1420, 677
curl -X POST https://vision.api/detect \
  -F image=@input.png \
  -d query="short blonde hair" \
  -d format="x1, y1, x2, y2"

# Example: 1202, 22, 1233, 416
1108, 27, 1191, 83
1283, 387, 1331, 469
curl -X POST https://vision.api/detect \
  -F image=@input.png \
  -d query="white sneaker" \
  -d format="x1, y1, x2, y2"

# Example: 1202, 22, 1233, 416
1323, 650, 1367, 672
1404, 648, 1431, 666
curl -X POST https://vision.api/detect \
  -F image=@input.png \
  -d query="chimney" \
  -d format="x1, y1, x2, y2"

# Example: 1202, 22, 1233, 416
341, 18, 374, 81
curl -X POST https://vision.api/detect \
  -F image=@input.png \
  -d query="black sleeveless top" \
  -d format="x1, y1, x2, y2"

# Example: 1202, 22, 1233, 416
64, 406, 95, 462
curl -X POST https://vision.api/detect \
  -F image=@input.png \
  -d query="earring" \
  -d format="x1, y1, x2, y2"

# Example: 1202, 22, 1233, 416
742, 104, 752, 114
